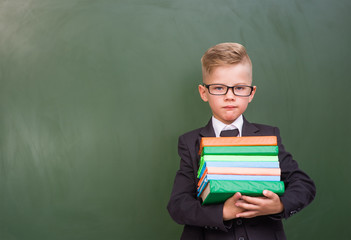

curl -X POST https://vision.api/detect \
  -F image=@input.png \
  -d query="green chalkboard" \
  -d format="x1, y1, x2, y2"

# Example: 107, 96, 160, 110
0, 0, 350, 239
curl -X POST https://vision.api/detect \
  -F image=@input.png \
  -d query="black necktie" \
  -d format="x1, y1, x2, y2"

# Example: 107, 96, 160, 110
220, 129, 239, 137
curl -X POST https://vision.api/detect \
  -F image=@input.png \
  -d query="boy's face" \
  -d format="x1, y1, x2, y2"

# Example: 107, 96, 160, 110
198, 62, 256, 125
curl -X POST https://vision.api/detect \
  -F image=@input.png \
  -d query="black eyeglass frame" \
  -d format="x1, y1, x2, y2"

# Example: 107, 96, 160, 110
203, 84, 254, 97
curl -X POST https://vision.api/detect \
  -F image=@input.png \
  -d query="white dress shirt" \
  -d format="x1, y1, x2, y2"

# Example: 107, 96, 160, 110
211, 115, 244, 137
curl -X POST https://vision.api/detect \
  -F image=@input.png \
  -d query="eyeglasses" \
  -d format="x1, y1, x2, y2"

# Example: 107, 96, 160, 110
204, 84, 254, 96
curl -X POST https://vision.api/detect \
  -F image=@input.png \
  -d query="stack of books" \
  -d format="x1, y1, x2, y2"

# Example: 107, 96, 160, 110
197, 136, 285, 205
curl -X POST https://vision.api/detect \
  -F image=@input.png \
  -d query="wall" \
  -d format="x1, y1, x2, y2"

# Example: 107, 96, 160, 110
0, 0, 350, 239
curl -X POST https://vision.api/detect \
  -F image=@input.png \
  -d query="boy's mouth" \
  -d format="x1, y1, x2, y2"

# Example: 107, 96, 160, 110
223, 106, 236, 109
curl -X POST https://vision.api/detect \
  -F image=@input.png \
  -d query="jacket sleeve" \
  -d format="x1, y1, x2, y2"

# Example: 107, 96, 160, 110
275, 127, 316, 219
167, 135, 231, 232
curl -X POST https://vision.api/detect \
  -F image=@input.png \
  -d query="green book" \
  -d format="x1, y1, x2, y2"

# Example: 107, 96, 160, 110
198, 155, 279, 177
202, 146, 279, 156
200, 180, 285, 205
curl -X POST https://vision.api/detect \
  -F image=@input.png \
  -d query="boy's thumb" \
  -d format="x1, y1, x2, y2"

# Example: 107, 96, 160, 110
263, 190, 274, 198
232, 192, 242, 201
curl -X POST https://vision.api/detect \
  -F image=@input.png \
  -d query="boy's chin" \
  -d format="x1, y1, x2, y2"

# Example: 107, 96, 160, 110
213, 113, 240, 124
220, 117, 238, 124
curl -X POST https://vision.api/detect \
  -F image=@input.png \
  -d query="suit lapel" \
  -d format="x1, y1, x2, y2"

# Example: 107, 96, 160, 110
242, 116, 260, 136
199, 118, 216, 137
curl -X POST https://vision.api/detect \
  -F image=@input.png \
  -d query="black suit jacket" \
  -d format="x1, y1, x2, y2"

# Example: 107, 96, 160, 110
167, 117, 316, 240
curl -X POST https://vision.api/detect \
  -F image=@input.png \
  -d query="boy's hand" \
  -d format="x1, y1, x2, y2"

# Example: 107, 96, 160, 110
235, 190, 284, 218
222, 192, 246, 221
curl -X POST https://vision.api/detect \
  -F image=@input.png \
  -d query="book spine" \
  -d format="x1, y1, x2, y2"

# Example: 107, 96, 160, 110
197, 169, 208, 187
206, 167, 281, 176
201, 180, 285, 205
197, 161, 280, 178
201, 146, 279, 156
199, 136, 277, 154
202, 155, 279, 162
198, 155, 279, 177
197, 174, 281, 191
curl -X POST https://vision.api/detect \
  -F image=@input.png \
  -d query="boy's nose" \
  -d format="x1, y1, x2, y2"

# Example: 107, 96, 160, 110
225, 88, 236, 99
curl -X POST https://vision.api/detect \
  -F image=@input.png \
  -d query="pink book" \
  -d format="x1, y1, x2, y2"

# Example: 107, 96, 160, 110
204, 167, 280, 176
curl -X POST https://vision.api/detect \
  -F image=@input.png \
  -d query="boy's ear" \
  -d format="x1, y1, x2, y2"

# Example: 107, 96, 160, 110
248, 86, 257, 103
198, 84, 208, 102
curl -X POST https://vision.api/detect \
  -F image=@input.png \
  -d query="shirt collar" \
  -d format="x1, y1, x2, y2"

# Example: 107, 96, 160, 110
212, 115, 243, 137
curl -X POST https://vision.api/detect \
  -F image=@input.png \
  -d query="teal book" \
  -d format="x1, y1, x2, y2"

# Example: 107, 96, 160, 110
201, 146, 279, 156
200, 180, 285, 205
200, 155, 279, 162
197, 175, 281, 196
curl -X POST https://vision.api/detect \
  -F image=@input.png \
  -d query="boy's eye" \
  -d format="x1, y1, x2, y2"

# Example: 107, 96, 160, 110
214, 86, 224, 91
209, 85, 226, 92
235, 86, 244, 91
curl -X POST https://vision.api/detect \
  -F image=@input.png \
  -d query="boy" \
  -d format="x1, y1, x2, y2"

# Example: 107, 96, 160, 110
167, 43, 316, 240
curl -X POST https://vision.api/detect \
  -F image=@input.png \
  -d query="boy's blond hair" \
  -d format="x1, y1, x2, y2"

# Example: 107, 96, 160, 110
201, 42, 252, 75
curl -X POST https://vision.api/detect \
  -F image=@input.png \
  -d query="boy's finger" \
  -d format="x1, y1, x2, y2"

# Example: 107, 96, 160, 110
231, 192, 242, 201
240, 195, 262, 205
236, 210, 258, 218
235, 202, 259, 211
263, 190, 277, 199
230, 192, 241, 202
225, 192, 242, 204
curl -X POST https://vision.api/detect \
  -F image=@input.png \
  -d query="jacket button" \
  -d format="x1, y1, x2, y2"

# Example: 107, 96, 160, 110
239, 237, 245, 240
290, 210, 298, 216
236, 219, 242, 225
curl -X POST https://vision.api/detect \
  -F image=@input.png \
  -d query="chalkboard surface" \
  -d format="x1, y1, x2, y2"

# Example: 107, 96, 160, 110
1, 0, 350, 239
